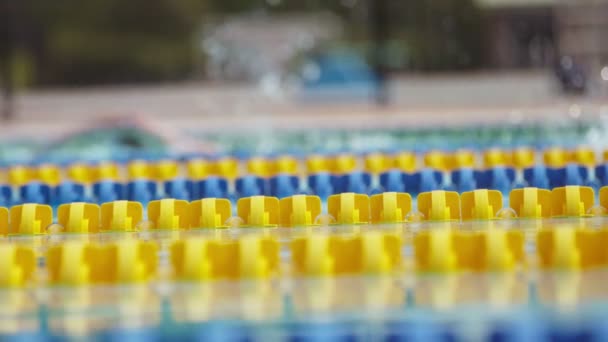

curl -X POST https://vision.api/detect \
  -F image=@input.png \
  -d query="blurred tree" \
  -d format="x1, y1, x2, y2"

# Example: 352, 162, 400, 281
3, 0, 484, 87
389, 0, 483, 70
20, 0, 208, 85
0, 0, 17, 119
209, 0, 260, 13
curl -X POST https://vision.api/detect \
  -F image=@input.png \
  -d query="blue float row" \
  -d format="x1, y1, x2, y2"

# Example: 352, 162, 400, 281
0, 315, 606, 341
0, 172, 426, 206
452, 164, 598, 193
0, 164, 604, 205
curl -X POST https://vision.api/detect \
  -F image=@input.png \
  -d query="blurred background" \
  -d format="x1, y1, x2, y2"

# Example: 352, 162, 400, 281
0, 0, 607, 137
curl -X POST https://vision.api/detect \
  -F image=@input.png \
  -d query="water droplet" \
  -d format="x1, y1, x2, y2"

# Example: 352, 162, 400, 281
569, 104, 582, 119
46, 223, 64, 234
601, 66, 608, 81
496, 207, 517, 220
225, 216, 245, 228
405, 211, 425, 222
135, 220, 153, 231
314, 214, 336, 226
587, 205, 608, 216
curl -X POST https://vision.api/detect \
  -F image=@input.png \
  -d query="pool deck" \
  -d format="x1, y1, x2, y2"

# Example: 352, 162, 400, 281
2, 71, 606, 139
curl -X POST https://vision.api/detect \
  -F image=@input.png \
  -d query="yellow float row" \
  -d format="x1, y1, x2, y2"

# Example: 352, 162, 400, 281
2, 147, 602, 185
415, 224, 608, 272
0, 236, 281, 287
306, 147, 599, 174
2, 223, 607, 287
1, 159, 238, 185
422, 146, 598, 171
0, 198, 234, 235
1, 185, 607, 235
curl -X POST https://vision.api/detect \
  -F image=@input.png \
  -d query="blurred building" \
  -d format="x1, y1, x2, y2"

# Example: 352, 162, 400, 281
478, 0, 608, 79
555, 0, 608, 87
477, 0, 556, 69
